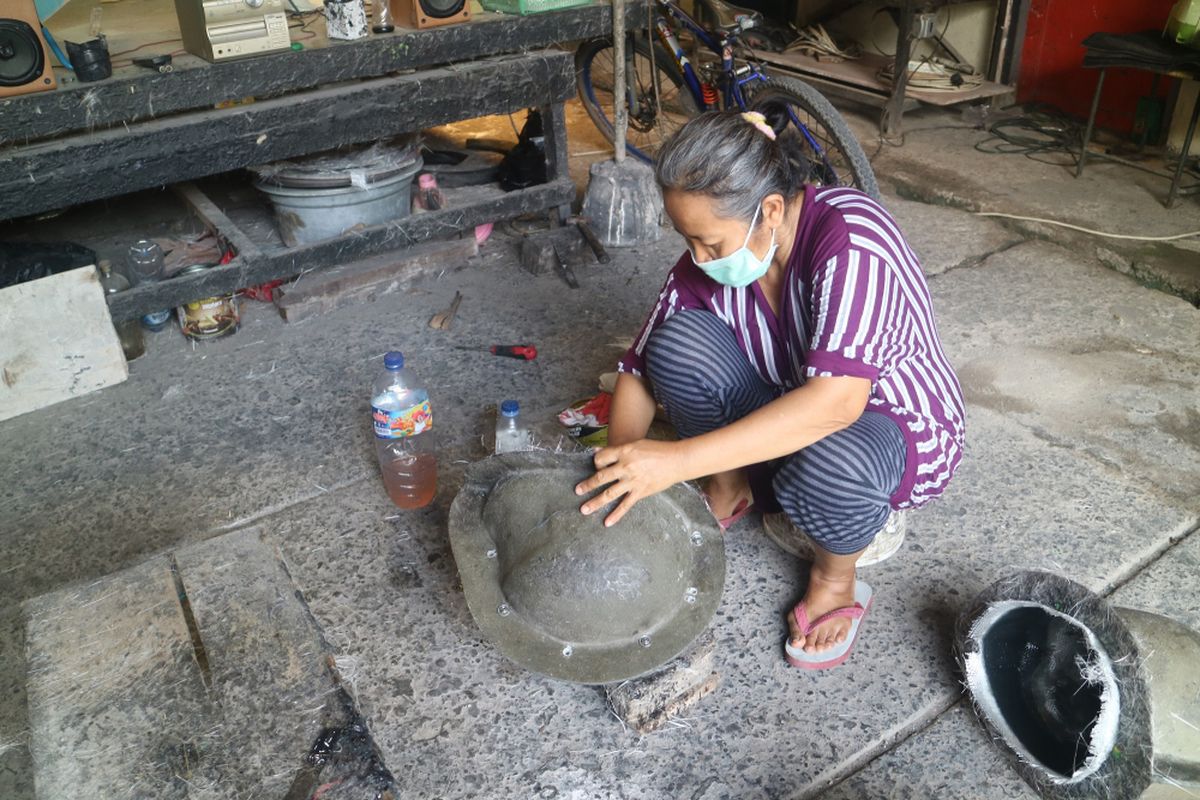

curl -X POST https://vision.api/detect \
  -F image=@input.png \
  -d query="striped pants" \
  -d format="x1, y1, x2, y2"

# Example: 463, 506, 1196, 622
644, 311, 906, 555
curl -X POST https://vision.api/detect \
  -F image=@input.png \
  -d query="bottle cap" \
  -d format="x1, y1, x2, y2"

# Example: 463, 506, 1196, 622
384, 351, 405, 370
500, 400, 519, 417
130, 240, 161, 258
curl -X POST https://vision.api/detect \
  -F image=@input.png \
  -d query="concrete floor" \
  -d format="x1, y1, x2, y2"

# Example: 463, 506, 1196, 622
1, 98, 1199, 799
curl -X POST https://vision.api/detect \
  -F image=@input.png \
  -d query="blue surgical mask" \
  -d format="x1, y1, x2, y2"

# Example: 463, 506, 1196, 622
688, 205, 778, 288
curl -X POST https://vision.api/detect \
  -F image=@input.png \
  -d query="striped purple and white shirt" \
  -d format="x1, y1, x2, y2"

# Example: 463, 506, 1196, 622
619, 185, 965, 508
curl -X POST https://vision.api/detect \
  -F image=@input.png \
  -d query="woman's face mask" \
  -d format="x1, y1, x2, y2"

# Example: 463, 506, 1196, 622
687, 204, 778, 288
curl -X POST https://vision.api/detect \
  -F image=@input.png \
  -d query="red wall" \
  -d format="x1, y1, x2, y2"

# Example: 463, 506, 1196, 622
1017, 0, 1176, 135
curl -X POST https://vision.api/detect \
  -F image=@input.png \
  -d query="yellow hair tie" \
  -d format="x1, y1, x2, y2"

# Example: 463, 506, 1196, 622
741, 111, 777, 141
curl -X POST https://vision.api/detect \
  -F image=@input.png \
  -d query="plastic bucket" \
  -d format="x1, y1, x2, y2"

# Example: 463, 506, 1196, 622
255, 158, 422, 247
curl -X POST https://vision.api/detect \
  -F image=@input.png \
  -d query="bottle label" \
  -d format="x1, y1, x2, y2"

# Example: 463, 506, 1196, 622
373, 400, 432, 439
141, 309, 171, 329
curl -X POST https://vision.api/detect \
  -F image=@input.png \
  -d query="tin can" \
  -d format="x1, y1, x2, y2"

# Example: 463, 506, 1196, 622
176, 264, 239, 340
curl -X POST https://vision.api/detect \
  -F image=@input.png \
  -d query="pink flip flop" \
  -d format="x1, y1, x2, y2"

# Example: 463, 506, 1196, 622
784, 580, 874, 670
705, 495, 756, 531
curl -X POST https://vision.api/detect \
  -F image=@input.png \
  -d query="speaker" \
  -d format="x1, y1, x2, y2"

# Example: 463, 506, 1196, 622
0, 0, 56, 98
390, 0, 469, 30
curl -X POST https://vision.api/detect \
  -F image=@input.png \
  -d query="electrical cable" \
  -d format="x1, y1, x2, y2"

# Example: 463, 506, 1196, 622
39, 25, 73, 70
972, 107, 1085, 169
973, 211, 1200, 241
872, 9, 985, 93
109, 38, 183, 59
784, 24, 860, 61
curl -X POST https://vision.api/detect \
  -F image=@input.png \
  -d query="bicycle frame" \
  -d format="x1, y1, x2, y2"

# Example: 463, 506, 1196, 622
643, 0, 768, 112
633, 0, 837, 167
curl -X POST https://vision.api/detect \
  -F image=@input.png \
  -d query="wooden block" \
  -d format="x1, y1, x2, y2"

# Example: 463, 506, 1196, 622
606, 631, 719, 734
275, 237, 478, 323
517, 226, 586, 276
0, 266, 127, 423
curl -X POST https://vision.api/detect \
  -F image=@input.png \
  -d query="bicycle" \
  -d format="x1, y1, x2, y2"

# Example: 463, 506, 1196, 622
575, 0, 879, 198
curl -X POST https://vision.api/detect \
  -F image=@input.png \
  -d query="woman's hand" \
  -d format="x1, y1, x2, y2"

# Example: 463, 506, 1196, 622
575, 439, 687, 527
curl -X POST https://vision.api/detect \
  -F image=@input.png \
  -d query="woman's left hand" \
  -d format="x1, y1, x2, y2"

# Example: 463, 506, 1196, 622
575, 439, 687, 527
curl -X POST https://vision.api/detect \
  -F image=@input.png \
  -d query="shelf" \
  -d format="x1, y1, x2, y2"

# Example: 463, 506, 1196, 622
107, 178, 578, 321
756, 50, 1014, 107
0, 4, 609, 146
0, 50, 574, 222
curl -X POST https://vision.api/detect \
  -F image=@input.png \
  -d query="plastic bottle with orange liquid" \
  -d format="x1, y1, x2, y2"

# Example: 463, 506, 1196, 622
372, 351, 437, 508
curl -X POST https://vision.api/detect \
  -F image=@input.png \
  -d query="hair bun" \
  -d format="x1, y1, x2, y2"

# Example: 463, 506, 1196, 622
747, 97, 790, 138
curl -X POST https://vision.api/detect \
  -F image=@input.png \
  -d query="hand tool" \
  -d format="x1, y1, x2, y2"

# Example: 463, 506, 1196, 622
574, 219, 611, 264
551, 245, 580, 289
456, 344, 538, 360
429, 291, 463, 330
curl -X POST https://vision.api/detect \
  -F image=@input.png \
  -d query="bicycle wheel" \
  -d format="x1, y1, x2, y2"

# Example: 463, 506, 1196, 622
746, 76, 880, 199
576, 35, 702, 164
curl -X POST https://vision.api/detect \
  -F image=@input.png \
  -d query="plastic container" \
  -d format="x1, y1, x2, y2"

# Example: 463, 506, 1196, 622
127, 240, 170, 331
373, 0, 395, 32
253, 141, 422, 247
480, 0, 591, 14
372, 351, 437, 508
255, 163, 422, 246
1167, 0, 1200, 47
494, 399, 531, 454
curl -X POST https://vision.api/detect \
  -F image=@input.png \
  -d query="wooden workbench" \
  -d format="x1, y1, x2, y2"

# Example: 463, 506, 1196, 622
0, 1, 611, 320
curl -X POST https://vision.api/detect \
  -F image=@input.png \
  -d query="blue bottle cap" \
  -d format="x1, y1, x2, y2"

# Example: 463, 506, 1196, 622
384, 351, 405, 370
500, 400, 519, 417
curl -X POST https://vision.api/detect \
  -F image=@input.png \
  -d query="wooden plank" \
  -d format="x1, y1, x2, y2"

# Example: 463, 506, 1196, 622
107, 177, 576, 320
540, 102, 573, 224
759, 51, 1015, 106
23, 555, 211, 799
518, 226, 587, 276
173, 183, 264, 261
172, 528, 337, 796
0, 6, 610, 146
0, 266, 128, 424
605, 631, 719, 734
0, 50, 575, 221
276, 236, 479, 322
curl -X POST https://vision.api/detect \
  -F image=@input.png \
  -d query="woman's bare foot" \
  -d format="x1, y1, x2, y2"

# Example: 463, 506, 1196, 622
787, 548, 864, 653
702, 469, 753, 521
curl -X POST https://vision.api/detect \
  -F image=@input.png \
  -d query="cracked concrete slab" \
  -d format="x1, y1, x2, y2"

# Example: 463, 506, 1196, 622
823, 525, 1200, 800
850, 105, 1200, 306
2, 105, 1198, 798
883, 192, 1025, 277
820, 704, 1037, 800
930, 239, 1200, 510
224, 393, 1195, 800
1112, 525, 1200, 629
0, 226, 689, 800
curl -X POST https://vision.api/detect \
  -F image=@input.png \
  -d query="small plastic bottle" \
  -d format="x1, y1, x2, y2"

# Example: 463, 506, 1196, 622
127, 240, 170, 332
494, 399, 530, 454
98, 261, 145, 361
372, 351, 437, 508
